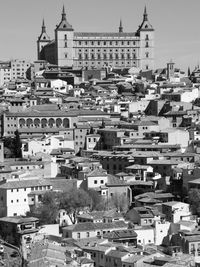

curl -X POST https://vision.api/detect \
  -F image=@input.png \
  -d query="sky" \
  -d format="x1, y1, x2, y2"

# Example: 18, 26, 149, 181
0, 0, 200, 71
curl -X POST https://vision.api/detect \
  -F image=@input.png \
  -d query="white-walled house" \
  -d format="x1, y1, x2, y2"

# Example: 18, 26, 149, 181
22, 135, 74, 158
0, 178, 52, 217
161, 201, 191, 223
134, 226, 154, 245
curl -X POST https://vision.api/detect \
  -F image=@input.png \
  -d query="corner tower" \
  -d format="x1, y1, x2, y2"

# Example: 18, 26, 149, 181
37, 19, 51, 60
55, 5, 74, 67
136, 6, 154, 71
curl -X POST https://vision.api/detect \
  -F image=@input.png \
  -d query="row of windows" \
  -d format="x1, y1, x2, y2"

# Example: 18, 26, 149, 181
77, 40, 137, 46
77, 61, 136, 66
94, 180, 104, 184
78, 48, 136, 52
7, 124, 17, 127
7, 117, 17, 121
78, 53, 137, 60
9, 185, 51, 193
11, 198, 26, 203
77, 229, 111, 239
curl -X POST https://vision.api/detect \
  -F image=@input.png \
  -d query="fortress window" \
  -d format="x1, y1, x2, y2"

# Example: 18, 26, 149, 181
145, 34, 149, 40
115, 54, 118, 59
127, 41, 130, 45
65, 53, 67, 58
78, 54, 82, 60
85, 54, 88, 60
133, 41, 136, 45
145, 42, 149, 48
110, 41, 112, 45
64, 34, 67, 40
64, 42, 67, 47
133, 54, 136, 59
97, 54, 101, 59
85, 41, 88, 45
121, 41, 124, 45
98, 41, 100, 45
79, 41, 81, 45
127, 54, 130, 59
146, 52, 149, 58
115, 41, 118, 45
104, 41, 106, 45
121, 54, 124, 59
91, 41, 94, 45
110, 54, 113, 60
146, 65, 149, 70
91, 54, 94, 60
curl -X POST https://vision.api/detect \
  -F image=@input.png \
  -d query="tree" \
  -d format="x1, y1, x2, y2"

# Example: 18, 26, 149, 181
14, 130, 22, 158
188, 188, 200, 216
59, 189, 91, 224
108, 192, 129, 213
89, 126, 95, 134
87, 189, 105, 211
188, 67, 191, 77
27, 191, 59, 225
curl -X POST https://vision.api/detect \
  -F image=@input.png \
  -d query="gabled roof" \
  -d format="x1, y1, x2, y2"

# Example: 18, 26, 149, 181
0, 216, 39, 224
87, 169, 107, 177
0, 179, 52, 189
105, 229, 137, 239
107, 175, 128, 186
63, 221, 127, 232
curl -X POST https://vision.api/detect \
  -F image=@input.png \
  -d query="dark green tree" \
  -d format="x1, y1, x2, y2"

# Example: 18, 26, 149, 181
14, 130, 22, 158
188, 188, 200, 216
188, 67, 191, 77
89, 126, 95, 134
59, 189, 91, 224
27, 191, 59, 225
87, 189, 105, 211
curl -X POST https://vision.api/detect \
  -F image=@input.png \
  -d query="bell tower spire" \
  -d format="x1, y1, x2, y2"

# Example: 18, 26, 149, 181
119, 19, 123, 33
143, 5, 148, 21
42, 18, 46, 33
62, 5, 66, 21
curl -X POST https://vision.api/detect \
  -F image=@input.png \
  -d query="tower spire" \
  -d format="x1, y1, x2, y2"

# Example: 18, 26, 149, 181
119, 19, 123, 33
143, 5, 148, 21
42, 18, 46, 33
62, 5, 66, 21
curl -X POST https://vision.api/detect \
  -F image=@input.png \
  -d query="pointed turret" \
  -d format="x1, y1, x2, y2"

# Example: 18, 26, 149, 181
56, 5, 73, 30
42, 18, 46, 33
62, 5, 66, 21
119, 19, 123, 33
38, 18, 50, 40
136, 5, 154, 34
37, 18, 51, 60
143, 6, 148, 21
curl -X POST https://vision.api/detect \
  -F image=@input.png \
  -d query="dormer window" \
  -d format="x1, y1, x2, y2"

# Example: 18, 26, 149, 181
63, 24, 66, 28
43, 36, 46, 40
145, 24, 148, 29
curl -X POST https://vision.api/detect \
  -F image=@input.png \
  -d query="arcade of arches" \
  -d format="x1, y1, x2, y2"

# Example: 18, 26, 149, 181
19, 117, 70, 128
